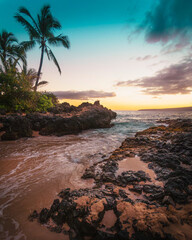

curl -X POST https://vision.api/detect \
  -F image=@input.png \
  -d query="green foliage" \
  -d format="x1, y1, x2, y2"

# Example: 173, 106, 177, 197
0, 72, 57, 113
0, 5, 66, 111
0, 70, 32, 93
36, 94, 54, 112
44, 92, 58, 105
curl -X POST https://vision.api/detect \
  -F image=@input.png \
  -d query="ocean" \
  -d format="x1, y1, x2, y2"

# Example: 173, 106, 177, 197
0, 110, 192, 240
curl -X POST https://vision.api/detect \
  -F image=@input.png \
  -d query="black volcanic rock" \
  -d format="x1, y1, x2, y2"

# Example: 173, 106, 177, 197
39, 103, 116, 136
39, 116, 82, 136
30, 119, 192, 240
0, 101, 116, 140
1, 115, 32, 140
39, 208, 50, 224
48, 102, 77, 114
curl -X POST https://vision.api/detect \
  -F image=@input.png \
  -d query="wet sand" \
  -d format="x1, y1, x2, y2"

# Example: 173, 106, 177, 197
0, 135, 106, 240
117, 156, 163, 186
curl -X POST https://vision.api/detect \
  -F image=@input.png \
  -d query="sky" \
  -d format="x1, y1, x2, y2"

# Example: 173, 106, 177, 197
0, 0, 192, 110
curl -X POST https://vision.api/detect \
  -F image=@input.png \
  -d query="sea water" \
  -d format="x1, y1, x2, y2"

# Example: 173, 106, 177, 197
0, 111, 192, 240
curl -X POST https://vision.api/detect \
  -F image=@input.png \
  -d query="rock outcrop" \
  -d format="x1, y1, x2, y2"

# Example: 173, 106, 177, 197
0, 101, 116, 140
30, 119, 192, 240
0, 114, 33, 140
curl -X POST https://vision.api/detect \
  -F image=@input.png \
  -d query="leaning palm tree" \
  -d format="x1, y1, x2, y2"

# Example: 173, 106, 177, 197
0, 30, 26, 72
15, 5, 70, 91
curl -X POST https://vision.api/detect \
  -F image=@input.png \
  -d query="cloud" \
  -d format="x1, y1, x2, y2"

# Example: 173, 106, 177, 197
149, 60, 167, 67
139, 0, 192, 47
52, 90, 116, 100
116, 58, 192, 95
162, 41, 190, 54
136, 55, 157, 61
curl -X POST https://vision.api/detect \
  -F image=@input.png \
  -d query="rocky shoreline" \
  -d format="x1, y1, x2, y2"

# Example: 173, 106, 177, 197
0, 101, 116, 140
29, 119, 192, 240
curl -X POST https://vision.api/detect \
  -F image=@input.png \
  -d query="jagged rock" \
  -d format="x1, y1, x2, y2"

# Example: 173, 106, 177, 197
143, 185, 163, 194
102, 172, 116, 182
49, 226, 62, 233
28, 210, 39, 222
117, 170, 150, 186
162, 196, 175, 206
39, 116, 82, 136
50, 199, 60, 214
30, 119, 192, 239
164, 177, 189, 203
1, 116, 32, 140
129, 185, 143, 194
58, 188, 71, 198
48, 102, 76, 114
1, 102, 116, 140
39, 208, 50, 224
82, 168, 95, 179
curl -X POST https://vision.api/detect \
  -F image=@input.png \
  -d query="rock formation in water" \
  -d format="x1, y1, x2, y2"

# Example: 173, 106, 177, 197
29, 119, 192, 240
0, 101, 116, 140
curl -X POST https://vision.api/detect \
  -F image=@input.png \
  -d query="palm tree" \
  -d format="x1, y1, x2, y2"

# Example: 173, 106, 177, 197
0, 30, 26, 72
21, 66, 48, 90
15, 5, 70, 91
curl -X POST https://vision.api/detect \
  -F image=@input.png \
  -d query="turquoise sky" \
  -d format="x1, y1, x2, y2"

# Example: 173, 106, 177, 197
0, 0, 191, 109
0, 0, 152, 29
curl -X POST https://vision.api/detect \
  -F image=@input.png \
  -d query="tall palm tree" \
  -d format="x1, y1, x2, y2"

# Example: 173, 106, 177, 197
15, 5, 70, 91
0, 30, 26, 72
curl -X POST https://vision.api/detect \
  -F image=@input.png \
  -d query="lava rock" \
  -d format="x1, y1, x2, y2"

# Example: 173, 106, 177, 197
39, 208, 50, 224
1, 116, 32, 140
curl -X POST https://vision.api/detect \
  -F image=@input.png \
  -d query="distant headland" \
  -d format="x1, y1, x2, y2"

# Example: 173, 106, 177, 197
138, 106, 192, 111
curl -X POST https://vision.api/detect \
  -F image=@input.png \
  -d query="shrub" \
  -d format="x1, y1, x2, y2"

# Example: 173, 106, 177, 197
0, 72, 57, 113
36, 94, 54, 112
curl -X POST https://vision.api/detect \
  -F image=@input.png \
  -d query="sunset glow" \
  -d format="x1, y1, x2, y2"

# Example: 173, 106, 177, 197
1, 0, 192, 109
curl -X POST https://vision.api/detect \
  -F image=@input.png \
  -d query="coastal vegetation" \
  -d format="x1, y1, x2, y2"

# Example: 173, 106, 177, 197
0, 5, 69, 113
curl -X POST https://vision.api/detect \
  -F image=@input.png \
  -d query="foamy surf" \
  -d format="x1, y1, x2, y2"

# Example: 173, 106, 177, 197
0, 111, 192, 239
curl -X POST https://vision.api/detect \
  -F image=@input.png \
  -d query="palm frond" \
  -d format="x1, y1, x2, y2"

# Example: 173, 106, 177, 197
41, 5, 51, 19
38, 5, 61, 36
11, 57, 20, 69
2, 31, 18, 44
11, 44, 27, 67
48, 48, 61, 74
37, 80, 48, 86
0, 30, 26, 70
48, 34, 70, 48
21, 40, 36, 51
19, 7, 40, 34
27, 68, 38, 77
0, 31, 18, 50
45, 46, 50, 60
52, 18, 61, 29
14, 14, 40, 39
6, 56, 22, 71
39, 5, 50, 34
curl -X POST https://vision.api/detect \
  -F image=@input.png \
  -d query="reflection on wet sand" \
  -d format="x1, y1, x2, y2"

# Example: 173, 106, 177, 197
117, 156, 163, 186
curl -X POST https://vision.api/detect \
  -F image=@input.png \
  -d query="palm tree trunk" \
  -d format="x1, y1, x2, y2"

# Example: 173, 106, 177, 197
34, 45, 45, 92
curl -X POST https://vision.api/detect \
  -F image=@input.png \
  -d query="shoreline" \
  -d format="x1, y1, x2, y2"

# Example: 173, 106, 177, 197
29, 118, 192, 240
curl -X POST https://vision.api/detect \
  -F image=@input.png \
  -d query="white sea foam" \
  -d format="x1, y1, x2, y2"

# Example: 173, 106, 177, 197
0, 111, 192, 239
